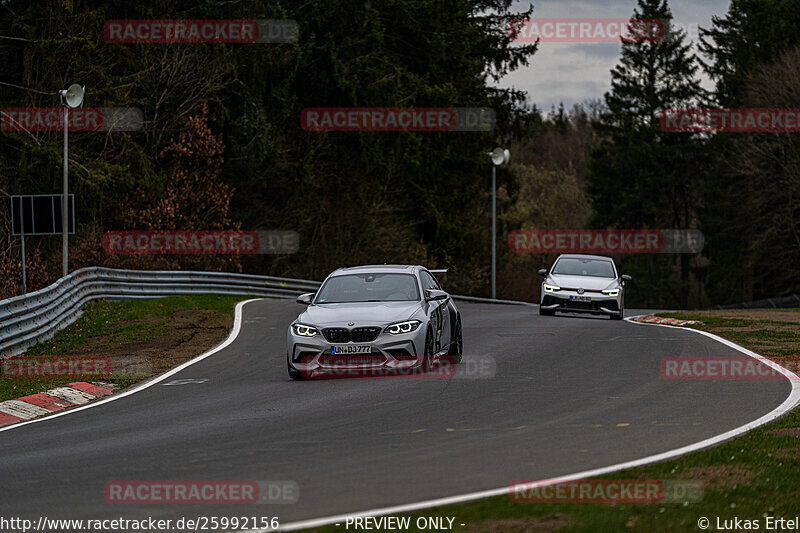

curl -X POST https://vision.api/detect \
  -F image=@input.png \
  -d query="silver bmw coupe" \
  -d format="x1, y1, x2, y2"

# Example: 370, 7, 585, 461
287, 265, 463, 379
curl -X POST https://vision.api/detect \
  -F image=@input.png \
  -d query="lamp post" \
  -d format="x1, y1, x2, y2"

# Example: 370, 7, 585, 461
58, 84, 84, 277
489, 147, 510, 299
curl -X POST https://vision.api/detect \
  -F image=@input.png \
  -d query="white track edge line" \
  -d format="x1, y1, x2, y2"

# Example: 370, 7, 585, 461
266, 312, 800, 532
0, 298, 261, 434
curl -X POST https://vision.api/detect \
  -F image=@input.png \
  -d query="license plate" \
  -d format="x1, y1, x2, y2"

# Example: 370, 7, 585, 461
570, 295, 591, 302
331, 345, 372, 354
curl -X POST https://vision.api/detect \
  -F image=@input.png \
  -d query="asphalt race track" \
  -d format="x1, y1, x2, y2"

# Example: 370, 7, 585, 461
0, 299, 793, 528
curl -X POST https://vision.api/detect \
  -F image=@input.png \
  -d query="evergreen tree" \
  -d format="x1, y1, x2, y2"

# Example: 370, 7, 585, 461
699, 0, 800, 302
586, 0, 706, 307
700, 0, 800, 107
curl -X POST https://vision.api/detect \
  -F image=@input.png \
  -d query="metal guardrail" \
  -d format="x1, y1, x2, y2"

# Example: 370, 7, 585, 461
450, 294, 536, 306
0, 267, 322, 357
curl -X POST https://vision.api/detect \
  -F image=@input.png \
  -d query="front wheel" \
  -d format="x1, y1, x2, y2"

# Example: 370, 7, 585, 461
611, 308, 624, 320
422, 325, 436, 371
539, 306, 555, 316
288, 357, 305, 380
447, 318, 463, 364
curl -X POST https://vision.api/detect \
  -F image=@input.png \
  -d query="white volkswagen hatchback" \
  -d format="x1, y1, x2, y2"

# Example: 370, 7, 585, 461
538, 254, 631, 320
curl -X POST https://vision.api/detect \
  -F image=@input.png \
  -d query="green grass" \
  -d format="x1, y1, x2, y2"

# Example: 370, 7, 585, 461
664, 312, 800, 359
0, 295, 242, 403
307, 311, 800, 532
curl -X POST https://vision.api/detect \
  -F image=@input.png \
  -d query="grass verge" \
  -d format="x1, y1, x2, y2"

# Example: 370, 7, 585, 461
0, 295, 242, 402
307, 309, 800, 532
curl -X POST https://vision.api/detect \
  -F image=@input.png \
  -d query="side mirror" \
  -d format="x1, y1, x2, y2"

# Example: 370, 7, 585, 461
296, 292, 314, 305
620, 274, 632, 282
538, 268, 548, 276
425, 289, 449, 301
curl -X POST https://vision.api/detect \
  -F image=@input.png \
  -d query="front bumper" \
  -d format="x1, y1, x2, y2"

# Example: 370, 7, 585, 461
540, 292, 621, 315
287, 325, 428, 374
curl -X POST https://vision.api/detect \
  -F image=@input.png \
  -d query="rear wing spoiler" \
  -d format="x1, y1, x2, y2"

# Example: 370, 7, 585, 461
429, 269, 448, 274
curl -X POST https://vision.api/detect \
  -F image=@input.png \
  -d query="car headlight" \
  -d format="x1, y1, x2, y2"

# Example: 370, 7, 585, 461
602, 288, 620, 296
292, 323, 318, 337
384, 320, 421, 334
543, 283, 561, 292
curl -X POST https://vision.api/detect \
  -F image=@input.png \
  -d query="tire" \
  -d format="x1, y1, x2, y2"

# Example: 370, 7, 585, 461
611, 308, 624, 320
287, 357, 305, 380
539, 306, 555, 316
447, 317, 463, 364
422, 325, 436, 371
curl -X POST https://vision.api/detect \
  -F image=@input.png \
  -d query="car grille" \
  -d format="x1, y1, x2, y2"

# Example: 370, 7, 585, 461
319, 353, 386, 366
541, 296, 619, 312
564, 300, 596, 310
322, 328, 350, 343
351, 327, 381, 342
322, 327, 381, 343
558, 287, 604, 293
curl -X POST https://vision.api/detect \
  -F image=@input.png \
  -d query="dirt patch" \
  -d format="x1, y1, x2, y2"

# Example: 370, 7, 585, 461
684, 310, 800, 324
62, 308, 232, 380
698, 324, 799, 340
463, 515, 570, 532
772, 447, 800, 459
669, 310, 800, 359
765, 427, 800, 437
680, 465, 755, 490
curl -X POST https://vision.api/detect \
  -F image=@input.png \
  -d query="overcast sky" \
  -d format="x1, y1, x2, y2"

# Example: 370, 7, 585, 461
496, 0, 732, 112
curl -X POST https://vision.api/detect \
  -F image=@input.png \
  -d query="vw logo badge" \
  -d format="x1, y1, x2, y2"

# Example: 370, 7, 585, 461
348, 322, 355, 326
577, 288, 585, 294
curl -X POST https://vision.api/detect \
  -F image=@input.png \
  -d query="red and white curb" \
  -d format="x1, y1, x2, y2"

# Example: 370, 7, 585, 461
632, 314, 702, 326
0, 382, 116, 427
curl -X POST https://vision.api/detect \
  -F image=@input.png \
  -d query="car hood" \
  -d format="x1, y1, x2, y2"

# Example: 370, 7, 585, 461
548, 274, 619, 291
297, 301, 423, 327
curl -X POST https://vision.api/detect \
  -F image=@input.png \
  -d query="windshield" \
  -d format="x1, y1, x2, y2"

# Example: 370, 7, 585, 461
315, 273, 420, 303
551, 258, 616, 278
